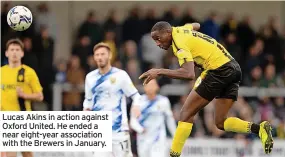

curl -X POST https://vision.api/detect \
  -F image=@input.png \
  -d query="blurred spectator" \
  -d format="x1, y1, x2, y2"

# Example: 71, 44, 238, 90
201, 11, 220, 40
161, 6, 180, 26
256, 97, 274, 122
63, 55, 85, 111
1, 2, 10, 36
33, 26, 55, 110
72, 36, 92, 71
54, 59, 67, 83
78, 10, 102, 46
87, 55, 97, 72
274, 97, 285, 121
277, 69, 285, 87
162, 50, 174, 70
103, 31, 117, 63
172, 95, 188, 122
260, 64, 278, 87
204, 102, 226, 137
259, 24, 283, 72
33, 26, 55, 70
245, 45, 262, 74
255, 38, 265, 54
244, 39, 267, 72
220, 12, 238, 40
113, 60, 123, 69
237, 15, 256, 57
233, 97, 254, 122
126, 59, 141, 85
276, 120, 285, 139
159, 50, 181, 85
179, 7, 198, 26
22, 37, 39, 73
142, 8, 158, 35
281, 25, 285, 52
102, 9, 121, 45
103, 9, 119, 32
169, 56, 184, 84
273, 97, 285, 139
141, 32, 165, 68
120, 40, 139, 69
122, 6, 143, 43
281, 27, 285, 71
243, 66, 262, 87
35, 3, 56, 39
192, 114, 206, 137
255, 38, 273, 68
267, 16, 279, 36
223, 32, 241, 63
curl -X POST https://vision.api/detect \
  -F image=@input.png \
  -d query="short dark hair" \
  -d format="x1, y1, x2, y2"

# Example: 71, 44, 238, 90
151, 21, 172, 32
93, 42, 111, 53
6, 38, 24, 51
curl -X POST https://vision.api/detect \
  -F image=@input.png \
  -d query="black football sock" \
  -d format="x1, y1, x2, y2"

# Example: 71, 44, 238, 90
250, 123, 260, 135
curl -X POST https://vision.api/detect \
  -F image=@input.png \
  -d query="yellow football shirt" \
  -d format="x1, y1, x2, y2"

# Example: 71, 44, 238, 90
171, 24, 233, 70
1, 64, 43, 111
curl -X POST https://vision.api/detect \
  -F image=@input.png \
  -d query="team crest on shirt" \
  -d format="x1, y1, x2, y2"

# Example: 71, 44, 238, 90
157, 105, 161, 110
18, 75, 24, 82
110, 77, 116, 84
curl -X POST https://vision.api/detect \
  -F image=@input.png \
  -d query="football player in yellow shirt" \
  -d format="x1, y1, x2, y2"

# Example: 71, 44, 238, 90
1, 38, 43, 157
139, 21, 273, 156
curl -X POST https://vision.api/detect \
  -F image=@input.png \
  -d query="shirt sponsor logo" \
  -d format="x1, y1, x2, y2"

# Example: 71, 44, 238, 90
1, 84, 17, 90
110, 77, 116, 84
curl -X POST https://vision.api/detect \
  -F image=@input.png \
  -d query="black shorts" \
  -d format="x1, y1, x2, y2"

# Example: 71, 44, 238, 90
195, 60, 242, 101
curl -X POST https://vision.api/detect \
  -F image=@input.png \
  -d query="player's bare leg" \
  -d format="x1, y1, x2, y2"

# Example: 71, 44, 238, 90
180, 91, 209, 122
214, 98, 274, 154
170, 90, 209, 157
213, 98, 235, 130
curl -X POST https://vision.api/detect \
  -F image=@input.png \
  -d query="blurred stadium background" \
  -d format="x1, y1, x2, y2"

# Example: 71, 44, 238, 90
1, 1, 285, 157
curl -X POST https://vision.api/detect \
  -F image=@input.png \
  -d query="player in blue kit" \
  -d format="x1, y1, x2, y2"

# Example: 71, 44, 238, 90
83, 43, 141, 157
130, 79, 176, 157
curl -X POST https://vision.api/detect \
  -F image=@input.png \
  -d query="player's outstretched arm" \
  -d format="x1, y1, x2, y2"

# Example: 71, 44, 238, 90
130, 93, 142, 118
158, 61, 195, 79
130, 110, 144, 134
121, 71, 142, 117
139, 61, 195, 85
16, 87, 43, 101
83, 75, 93, 111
